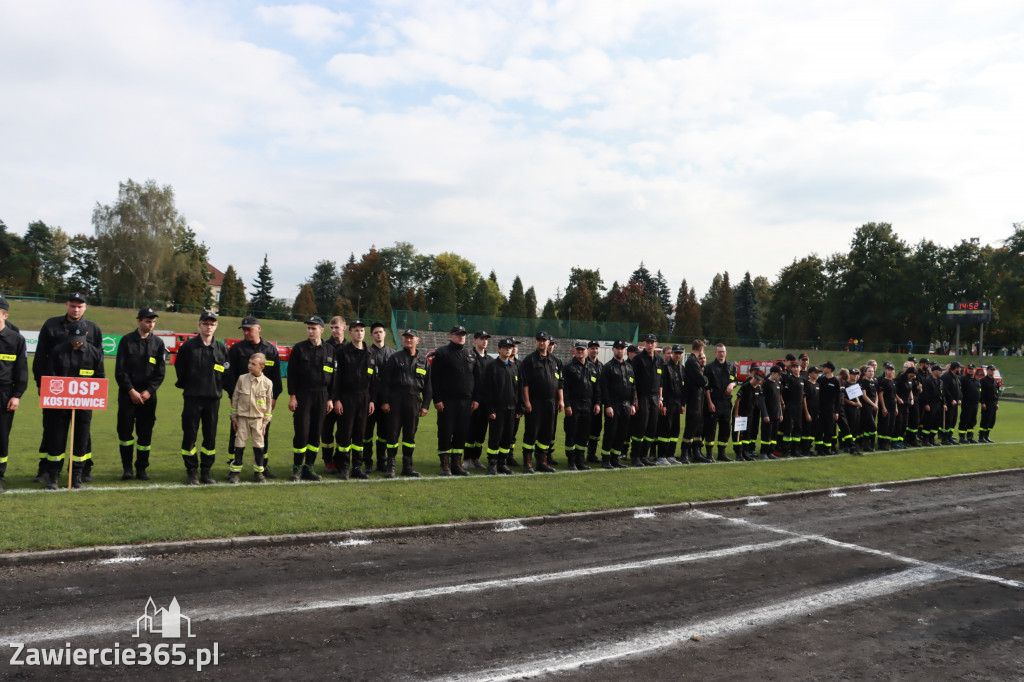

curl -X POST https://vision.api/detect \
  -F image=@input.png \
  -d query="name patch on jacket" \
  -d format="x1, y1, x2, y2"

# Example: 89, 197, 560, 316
214, 364, 225, 373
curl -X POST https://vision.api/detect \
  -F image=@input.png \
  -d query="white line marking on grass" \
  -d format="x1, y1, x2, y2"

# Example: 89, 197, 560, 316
494, 520, 527, 532
634, 508, 657, 518
437, 566, 949, 682
691, 510, 1024, 589
2, 539, 805, 644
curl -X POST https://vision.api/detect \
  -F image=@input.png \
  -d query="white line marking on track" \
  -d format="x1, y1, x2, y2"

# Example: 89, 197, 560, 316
634, 508, 657, 518
746, 497, 768, 506
494, 520, 527, 532
328, 539, 373, 547
690, 509, 1024, 589
1, 539, 805, 644
869, 487, 892, 493
828, 488, 847, 497
437, 566, 950, 682
97, 556, 145, 565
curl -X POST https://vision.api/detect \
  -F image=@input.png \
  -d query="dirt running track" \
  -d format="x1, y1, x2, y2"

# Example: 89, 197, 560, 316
2, 472, 1023, 681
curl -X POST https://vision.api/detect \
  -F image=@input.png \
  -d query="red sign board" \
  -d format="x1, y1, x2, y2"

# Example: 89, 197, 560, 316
39, 376, 109, 410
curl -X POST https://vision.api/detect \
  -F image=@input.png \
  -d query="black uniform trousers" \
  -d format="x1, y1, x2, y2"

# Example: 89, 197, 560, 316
840, 404, 857, 446
683, 397, 703, 446
760, 418, 779, 455
908, 400, 922, 440
943, 403, 959, 440
980, 402, 997, 431
181, 397, 220, 471
894, 406, 908, 444
385, 394, 422, 460
292, 390, 328, 467
958, 401, 978, 437
601, 405, 631, 457
523, 399, 556, 457
817, 411, 837, 451
337, 393, 370, 468
364, 408, 388, 467
587, 411, 602, 458
860, 405, 877, 446
437, 398, 472, 459
467, 408, 488, 461
44, 408, 93, 474
703, 401, 731, 451
658, 401, 682, 457
563, 406, 593, 456
631, 394, 659, 458
743, 415, 762, 454
117, 390, 157, 470
321, 410, 340, 464
922, 403, 943, 440
877, 406, 895, 445
782, 405, 802, 451
487, 408, 516, 463
0, 388, 13, 478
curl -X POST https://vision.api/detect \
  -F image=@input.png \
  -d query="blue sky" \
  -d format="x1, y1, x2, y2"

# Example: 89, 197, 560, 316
2, 0, 1022, 306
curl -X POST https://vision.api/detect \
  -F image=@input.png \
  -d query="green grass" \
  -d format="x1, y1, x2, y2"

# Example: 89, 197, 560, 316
1, 355, 1021, 553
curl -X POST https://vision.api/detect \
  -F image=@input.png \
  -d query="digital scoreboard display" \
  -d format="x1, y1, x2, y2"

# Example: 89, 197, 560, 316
945, 301, 992, 323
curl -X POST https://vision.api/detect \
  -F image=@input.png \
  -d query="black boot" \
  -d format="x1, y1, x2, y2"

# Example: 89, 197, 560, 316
567, 451, 579, 471
262, 456, 278, 479
439, 454, 453, 476
522, 451, 535, 474
45, 469, 59, 490
120, 444, 134, 480
385, 455, 397, 479
33, 459, 47, 483
451, 453, 470, 476
81, 461, 94, 483
576, 452, 591, 471
497, 455, 514, 475
199, 468, 216, 485
71, 466, 83, 489
186, 468, 200, 486
486, 459, 498, 475
536, 450, 555, 473
601, 455, 615, 470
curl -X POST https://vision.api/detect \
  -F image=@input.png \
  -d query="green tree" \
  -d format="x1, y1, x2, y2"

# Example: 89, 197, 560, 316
170, 248, 212, 312
307, 260, 339, 315
65, 234, 102, 296
467, 276, 503, 317
765, 255, 826, 342
365, 269, 393, 322
414, 287, 427, 314
561, 267, 604, 321
379, 241, 431, 306
333, 294, 356, 319
218, 265, 248, 315
249, 254, 275, 313
292, 284, 317, 319
341, 248, 384, 316
607, 280, 667, 334
505, 276, 527, 318
525, 286, 538, 319
433, 271, 458, 314
428, 252, 479, 312
673, 280, 702, 339
22, 221, 63, 293
700, 273, 722, 338
733, 271, 760, 342
93, 179, 187, 303
711, 272, 737, 342
540, 298, 557, 320
842, 222, 910, 341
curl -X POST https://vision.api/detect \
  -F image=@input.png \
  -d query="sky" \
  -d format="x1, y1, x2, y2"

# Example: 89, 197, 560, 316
2, 0, 1023, 307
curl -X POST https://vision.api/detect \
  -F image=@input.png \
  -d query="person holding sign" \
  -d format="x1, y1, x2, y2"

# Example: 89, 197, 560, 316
0, 294, 28, 493
175, 312, 230, 486
43, 322, 105, 489
114, 307, 166, 481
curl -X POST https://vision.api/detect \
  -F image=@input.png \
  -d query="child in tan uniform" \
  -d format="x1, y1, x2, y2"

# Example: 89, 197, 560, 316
229, 352, 273, 482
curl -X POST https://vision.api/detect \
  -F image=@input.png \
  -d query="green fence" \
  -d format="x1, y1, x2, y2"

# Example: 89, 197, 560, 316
391, 311, 639, 343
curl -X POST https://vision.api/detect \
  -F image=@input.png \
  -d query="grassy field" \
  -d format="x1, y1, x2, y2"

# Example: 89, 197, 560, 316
1, 350, 1021, 553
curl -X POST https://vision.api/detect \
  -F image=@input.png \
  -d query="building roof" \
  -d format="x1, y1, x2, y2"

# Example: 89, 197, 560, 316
207, 263, 225, 287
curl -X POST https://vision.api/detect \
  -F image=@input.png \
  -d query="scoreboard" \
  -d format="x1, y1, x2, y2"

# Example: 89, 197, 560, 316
945, 301, 992, 323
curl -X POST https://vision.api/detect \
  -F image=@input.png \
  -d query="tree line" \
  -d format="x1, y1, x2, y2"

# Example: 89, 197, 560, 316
2, 178, 1022, 347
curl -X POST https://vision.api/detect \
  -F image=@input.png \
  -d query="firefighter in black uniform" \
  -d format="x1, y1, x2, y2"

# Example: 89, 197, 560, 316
657, 344, 685, 464
479, 338, 522, 475
546, 338, 564, 465
364, 322, 396, 472
225, 316, 282, 478
761, 364, 783, 458
629, 334, 661, 467
816, 362, 841, 455
908, 357, 929, 446
780, 358, 804, 456
941, 361, 963, 445
430, 325, 475, 476
893, 364, 916, 449
958, 363, 980, 443
0, 294, 28, 493
321, 316, 347, 473
175, 312, 229, 485
332, 320, 376, 479
519, 331, 563, 473
287, 316, 334, 482
562, 341, 599, 471
683, 340, 709, 462
32, 292, 102, 482
703, 343, 736, 462
733, 368, 768, 461
114, 307, 166, 480
978, 365, 999, 442
921, 363, 945, 446
599, 340, 636, 469
465, 330, 493, 470
801, 366, 820, 455
839, 368, 862, 454
379, 329, 431, 478
858, 365, 879, 452
585, 341, 604, 463
876, 362, 899, 451
44, 322, 105, 489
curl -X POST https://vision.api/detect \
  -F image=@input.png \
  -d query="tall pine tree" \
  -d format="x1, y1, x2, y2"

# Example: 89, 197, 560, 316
219, 265, 247, 315
505, 276, 527, 318
710, 272, 737, 342
674, 279, 702, 339
249, 254, 275, 314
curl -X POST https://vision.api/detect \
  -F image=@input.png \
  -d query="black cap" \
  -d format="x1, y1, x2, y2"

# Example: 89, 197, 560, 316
535, 331, 549, 341
987, 365, 996, 371
0, 294, 9, 311
918, 357, 929, 364
498, 337, 515, 348
967, 363, 976, 369
137, 307, 158, 319
199, 311, 218, 322
642, 333, 657, 342
905, 365, 917, 374
612, 339, 628, 349
574, 340, 587, 350
627, 345, 639, 353
822, 361, 835, 371
473, 330, 491, 339
548, 338, 557, 346
449, 325, 466, 334
68, 321, 87, 337
949, 361, 961, 369
305, 316, 325, 326
785, 353, 797, 361
588, 340, 600, 348
510, 337, 523, 345
370, 321, 385, 331
850, 367, 861, 374
808, 366, 820, 374
883, 361, 895, 370
672, 344, 685, 353
350, 319, 366, 329
67, 292, 87, 303
240, 316, 259, 328
908, 356, 917, 363
799, 353, 809, 360
931, 364, 942, 371
769, 364, 783, 374
401, 328, 417, 337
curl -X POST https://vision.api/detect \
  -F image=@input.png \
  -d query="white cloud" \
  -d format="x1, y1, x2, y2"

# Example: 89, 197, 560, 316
255, 3, 353, 44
